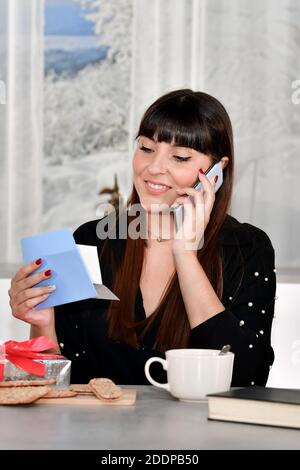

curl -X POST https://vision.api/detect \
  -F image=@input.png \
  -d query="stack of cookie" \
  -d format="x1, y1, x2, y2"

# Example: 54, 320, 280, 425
0, 378, 122, 405
70, 378, 122, 401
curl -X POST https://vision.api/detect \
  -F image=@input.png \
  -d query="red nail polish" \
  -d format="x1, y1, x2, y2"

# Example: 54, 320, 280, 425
199, 169, 205, 174
214, 175, 218, 183
35, 258, 42, 266
45, 269, 52, 277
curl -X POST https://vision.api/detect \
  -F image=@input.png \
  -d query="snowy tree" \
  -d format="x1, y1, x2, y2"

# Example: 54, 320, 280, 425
44, 58, 130, 161
77, 0, 133, 65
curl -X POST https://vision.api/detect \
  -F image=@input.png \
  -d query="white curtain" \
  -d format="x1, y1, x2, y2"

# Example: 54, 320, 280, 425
130, 0, 300, 269
0, 0, 44, 269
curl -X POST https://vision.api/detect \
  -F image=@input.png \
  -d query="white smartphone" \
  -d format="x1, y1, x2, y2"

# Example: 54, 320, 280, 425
172, 161, 223, 232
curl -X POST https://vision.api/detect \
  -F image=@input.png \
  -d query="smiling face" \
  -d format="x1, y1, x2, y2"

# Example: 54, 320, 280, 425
132, 135, 213, 212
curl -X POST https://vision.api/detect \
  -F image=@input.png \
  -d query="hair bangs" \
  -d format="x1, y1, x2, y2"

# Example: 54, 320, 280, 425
136, 98, 214, 156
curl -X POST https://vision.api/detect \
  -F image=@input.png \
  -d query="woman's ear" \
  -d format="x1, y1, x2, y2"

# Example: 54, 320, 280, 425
220, 156, 229, 169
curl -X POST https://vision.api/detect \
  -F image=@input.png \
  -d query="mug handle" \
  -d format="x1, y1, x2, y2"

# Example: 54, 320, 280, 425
144, 357, 170, 391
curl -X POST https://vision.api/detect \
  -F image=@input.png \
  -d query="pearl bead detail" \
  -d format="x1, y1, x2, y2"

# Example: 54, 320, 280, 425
259, 330, 264, 335
75, 353, 79, 357
249, 344, 253, 349
261, 310, 266, 314
264, 277, 268, 281
251, 381, 255, 385
248, 302, 253, 307
254, 272, 259, 277
239, 320, 245, 326
59, 343, 64, 348
229, 296, 233, 300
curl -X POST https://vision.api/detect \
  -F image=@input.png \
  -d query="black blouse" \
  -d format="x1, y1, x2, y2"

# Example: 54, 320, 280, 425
54, 213, 276, 387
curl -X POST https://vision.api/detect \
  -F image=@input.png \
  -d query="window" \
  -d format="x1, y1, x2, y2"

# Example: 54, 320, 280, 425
43, 0, 132, 231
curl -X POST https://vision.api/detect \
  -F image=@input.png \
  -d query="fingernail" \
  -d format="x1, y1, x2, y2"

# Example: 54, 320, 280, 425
199, 169, 205, 174
46, 285, 56, 291
45, 269, 52, 277
42, 294, 50, 299
214, 175, 218, 183
35, 258, 42, 266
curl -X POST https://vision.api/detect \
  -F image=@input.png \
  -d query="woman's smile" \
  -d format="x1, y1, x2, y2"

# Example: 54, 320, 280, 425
144, 179, 172, 195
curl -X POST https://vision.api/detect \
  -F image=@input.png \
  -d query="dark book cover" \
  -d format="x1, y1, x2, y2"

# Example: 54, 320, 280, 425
208, 386, 300, 405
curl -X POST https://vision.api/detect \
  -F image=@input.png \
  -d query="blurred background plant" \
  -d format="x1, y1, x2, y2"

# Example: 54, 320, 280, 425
96, 173, 125, 217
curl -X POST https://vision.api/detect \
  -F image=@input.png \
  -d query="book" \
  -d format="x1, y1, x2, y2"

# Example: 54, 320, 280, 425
207, 387, 300, 429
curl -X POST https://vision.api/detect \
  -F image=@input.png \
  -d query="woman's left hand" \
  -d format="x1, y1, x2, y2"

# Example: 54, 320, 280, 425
171, 170, 218, 257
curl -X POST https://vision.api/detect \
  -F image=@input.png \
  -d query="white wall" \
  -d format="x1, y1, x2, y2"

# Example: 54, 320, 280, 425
267, 283, 300, 388
0, 279, 29, 342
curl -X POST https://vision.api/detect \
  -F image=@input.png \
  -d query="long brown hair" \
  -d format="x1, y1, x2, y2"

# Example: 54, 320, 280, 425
104, 89, 234, 352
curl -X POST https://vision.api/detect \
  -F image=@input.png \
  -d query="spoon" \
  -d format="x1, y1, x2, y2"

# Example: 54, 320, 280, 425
219, 344, 231, 355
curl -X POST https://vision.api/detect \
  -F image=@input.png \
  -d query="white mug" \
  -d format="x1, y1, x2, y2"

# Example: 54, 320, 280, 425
144, 349, 234, 402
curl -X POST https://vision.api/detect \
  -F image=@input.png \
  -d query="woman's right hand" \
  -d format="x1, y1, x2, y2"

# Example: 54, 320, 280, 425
8, 258, 56, 327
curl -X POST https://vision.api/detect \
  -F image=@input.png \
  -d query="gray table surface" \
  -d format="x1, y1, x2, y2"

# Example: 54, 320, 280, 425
0, 385, 299, 450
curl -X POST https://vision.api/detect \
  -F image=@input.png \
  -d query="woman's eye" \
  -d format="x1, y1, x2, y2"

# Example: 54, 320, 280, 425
173, 156, 192, 162
140, 146, 153, 153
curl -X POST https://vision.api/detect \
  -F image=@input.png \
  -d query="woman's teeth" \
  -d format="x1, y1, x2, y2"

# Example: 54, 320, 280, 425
147, 182, 169, 190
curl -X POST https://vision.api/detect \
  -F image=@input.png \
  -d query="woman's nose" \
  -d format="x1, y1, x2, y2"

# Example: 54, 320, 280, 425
147, 153, 167, 174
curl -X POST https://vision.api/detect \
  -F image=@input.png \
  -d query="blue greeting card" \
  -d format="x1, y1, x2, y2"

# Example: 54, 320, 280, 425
21, 228, 97, 310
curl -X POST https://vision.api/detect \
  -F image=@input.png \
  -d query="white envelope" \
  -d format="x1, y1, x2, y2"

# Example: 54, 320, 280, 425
77, 244, 119, 301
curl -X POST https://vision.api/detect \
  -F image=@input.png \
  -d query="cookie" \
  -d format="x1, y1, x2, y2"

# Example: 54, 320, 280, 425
89, 378, 122, 400
44, 389, 78, 398
0, 379, 56, 387
69, 384, 93, 394
0, 386, 51, 405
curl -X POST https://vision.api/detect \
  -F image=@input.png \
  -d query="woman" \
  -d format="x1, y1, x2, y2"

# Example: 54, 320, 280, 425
9, 89, 276, 386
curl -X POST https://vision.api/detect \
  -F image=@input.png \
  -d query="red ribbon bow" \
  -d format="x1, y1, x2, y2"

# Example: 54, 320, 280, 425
0, 336, 64, 382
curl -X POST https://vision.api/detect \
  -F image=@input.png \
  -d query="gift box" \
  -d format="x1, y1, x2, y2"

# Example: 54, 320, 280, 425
0, 337, 71, 388
2, 358, 71, 387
